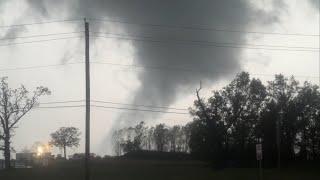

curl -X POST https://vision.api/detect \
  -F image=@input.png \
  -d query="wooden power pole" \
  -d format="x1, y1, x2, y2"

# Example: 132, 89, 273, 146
84, 18, 91, 180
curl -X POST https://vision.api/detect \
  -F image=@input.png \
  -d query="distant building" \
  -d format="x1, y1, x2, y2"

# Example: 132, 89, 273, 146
16, 153, 36, 167
15, 152, 54, 167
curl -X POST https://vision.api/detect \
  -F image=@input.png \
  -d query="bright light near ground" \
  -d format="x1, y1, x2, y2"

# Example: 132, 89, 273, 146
37, 146, 44, 156
36, 143, 52, 156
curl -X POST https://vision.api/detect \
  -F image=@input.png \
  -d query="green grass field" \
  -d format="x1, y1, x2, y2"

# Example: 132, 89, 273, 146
1, 159, 319, 180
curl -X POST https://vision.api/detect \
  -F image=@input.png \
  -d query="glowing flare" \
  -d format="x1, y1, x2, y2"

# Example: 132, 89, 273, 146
37, 146, 44, 156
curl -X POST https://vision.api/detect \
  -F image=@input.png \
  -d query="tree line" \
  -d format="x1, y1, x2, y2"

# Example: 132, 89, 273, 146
113, 72, 320, 167
112, 122, 191, 156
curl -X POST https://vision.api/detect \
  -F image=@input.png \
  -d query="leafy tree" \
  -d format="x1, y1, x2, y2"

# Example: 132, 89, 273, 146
267, 75, 299, 163
223, 73, 266, 163
189, 72, 267, 166
132, 122, 147, 150
115, 122, 147, 154
0, 77, 50, 169
50, 127, 81, 159
112, 122, 192, 155
111, 72, 320, 166
181, 123, 192, 152
295, 82, 320, 160
153, 124, 169, 152
168, 125, 181, 152
260, 100, 278, 167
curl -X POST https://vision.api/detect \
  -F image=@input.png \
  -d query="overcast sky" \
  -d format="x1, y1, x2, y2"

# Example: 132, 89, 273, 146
0, 0, 319, 156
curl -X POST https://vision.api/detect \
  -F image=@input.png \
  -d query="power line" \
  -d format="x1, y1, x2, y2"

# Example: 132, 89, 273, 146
0, 31, 84, 41
90, 61, 320, 79
1, 59, 318, 79
0, 36, 82, 47
91, 35, 319, 52
92, 100, 188, 110
0, 62, 84, 72
39, 99, 188, 111
40, 100, 85, 105
89, 18, 319, 37
34, 104, 188, 114
91, 105, 189, 115
35, 105, 85, 109
91, 31, 318, 50
1, 18, 316, 37
0, 19, 81, 28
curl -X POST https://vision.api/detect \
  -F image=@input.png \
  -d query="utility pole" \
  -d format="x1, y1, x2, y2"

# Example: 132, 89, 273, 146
84, 18, 91, 180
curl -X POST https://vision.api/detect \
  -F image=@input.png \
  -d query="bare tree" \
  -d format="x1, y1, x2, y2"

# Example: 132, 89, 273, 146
0, 77, 50, 169
50, 127, 81, 159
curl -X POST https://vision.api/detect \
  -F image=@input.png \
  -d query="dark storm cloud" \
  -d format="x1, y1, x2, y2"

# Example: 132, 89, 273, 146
3, 0, 284, 126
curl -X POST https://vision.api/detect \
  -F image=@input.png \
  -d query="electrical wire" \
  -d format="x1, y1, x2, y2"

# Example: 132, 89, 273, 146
1, 59, 317, 79
39, 99, 188, 111
34, 104, 189, 115
91, 35, 318, 52
0, 31, 84, 41
0, 19, 81, 28
91, 105, 189, 114
90, 61, 320, 79
89, 18, 319, 37
92, 100, 188, 110
39, 100, 85, 105
0, 62, 84, 72
91, 31, 318, 50
0, 36, 82, 47
35, 105, 85, 109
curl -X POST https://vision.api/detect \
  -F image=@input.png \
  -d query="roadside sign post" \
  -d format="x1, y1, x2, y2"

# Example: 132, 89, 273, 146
256, 143, 263, 180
